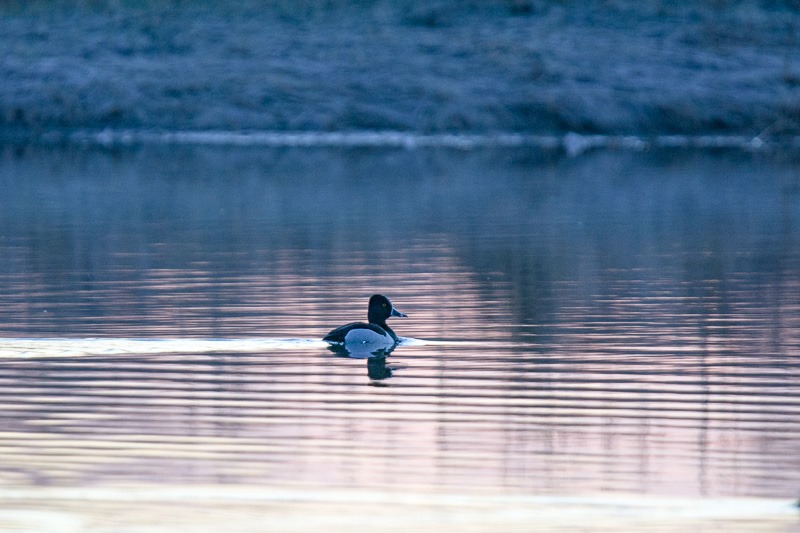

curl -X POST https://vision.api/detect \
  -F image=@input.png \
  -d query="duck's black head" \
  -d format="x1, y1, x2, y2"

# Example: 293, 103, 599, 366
367, 294, 407, 326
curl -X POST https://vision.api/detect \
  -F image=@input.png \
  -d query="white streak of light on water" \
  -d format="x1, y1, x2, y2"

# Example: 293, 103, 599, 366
0, 338, 328, 358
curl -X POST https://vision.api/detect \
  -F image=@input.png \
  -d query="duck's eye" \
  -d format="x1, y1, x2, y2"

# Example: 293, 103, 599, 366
382, 303, 387, 307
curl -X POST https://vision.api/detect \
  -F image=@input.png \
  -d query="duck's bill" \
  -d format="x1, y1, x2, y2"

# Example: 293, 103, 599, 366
391, 307, 407, 318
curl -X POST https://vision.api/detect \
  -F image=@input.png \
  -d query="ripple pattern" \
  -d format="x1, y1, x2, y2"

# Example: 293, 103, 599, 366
1, 145, 799, 531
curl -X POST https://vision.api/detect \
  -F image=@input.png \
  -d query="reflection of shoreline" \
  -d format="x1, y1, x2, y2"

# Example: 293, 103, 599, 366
2, 147, 796, 341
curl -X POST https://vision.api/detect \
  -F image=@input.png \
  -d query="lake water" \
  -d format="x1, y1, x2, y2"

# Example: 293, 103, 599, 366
0, 144, 799, 532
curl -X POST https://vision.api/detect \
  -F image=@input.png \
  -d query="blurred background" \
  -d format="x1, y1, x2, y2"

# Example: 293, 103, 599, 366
1, 0, 799, 139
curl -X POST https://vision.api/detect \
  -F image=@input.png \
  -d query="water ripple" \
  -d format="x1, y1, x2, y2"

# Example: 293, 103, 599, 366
0, 338, 328, 358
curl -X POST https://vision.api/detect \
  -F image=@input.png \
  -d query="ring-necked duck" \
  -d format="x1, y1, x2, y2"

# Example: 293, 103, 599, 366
323, 294, 407, 346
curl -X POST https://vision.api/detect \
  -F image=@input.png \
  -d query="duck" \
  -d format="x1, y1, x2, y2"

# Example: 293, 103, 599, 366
323, 294, 407, 346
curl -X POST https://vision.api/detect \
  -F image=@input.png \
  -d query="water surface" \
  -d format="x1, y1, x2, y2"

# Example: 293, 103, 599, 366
0, 145, 799, 531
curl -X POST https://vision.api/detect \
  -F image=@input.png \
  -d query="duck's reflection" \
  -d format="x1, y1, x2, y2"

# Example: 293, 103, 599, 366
327, 343, 396, 383
366, 356, 392, 381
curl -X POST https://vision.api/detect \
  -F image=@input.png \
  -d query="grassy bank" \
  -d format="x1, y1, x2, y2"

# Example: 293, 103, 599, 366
1, 1, 799, 139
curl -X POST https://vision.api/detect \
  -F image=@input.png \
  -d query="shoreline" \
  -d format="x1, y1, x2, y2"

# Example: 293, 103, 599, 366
3, 128, 799, 157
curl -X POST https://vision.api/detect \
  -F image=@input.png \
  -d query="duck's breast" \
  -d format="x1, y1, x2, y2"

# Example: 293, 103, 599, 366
343, 326, 392, 346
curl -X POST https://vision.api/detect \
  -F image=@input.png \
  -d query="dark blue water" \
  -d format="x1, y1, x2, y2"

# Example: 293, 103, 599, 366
0, 144, 799, 531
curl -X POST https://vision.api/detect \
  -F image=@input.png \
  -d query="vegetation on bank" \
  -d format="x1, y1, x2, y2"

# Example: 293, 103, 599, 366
1, 1, 799, 138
